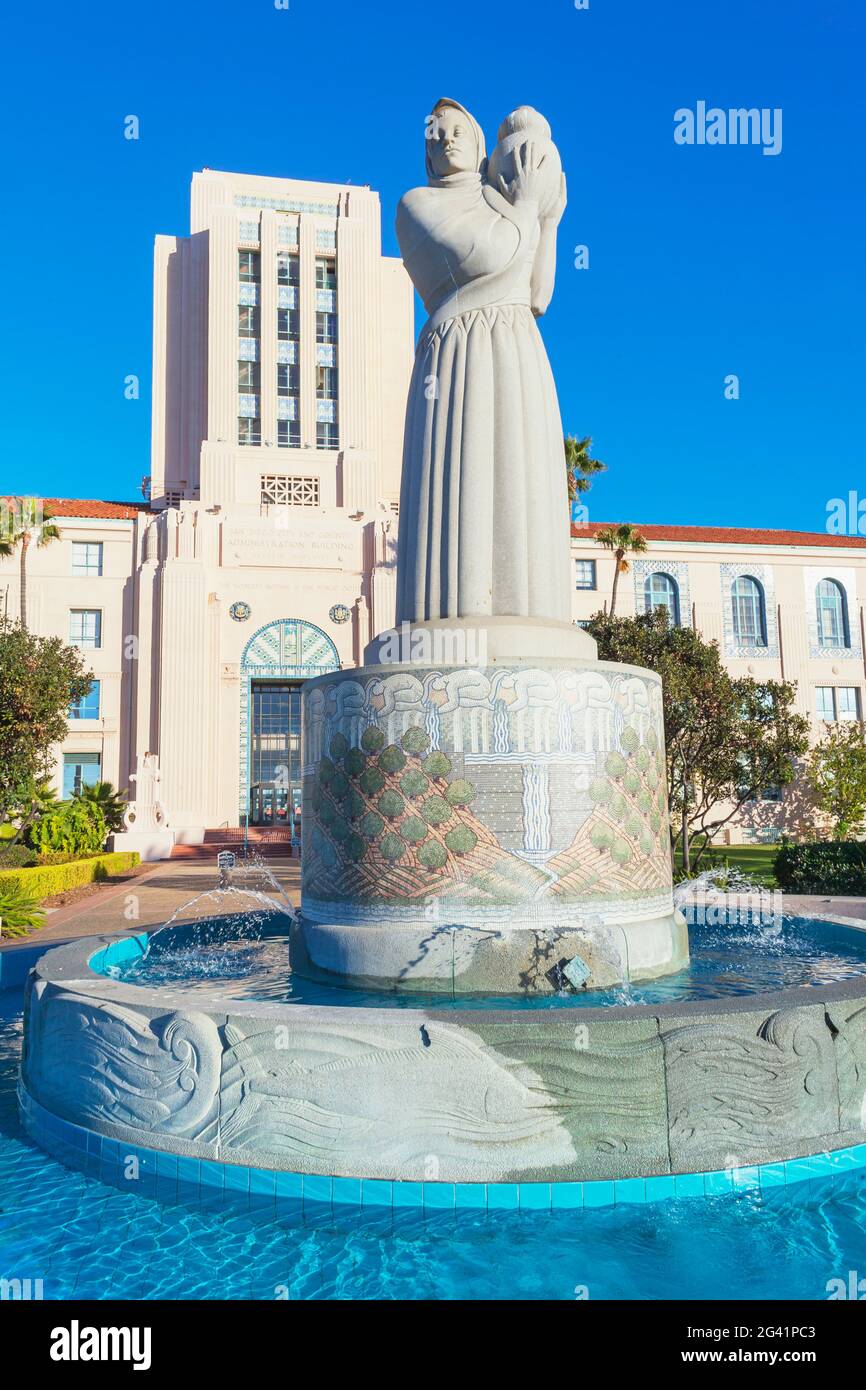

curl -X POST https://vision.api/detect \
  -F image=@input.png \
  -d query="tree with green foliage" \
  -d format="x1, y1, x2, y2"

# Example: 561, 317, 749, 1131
0, 498, 61, 630
0, 622, 93, 851
806, 722, 866, 839
564, 435, 606, 510
73, 780, 127, 833
593, 524, 647, 616
585, 610, 810, 874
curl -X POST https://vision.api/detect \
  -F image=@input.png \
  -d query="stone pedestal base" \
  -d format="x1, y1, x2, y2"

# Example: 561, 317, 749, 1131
299, 655, 688, 995
109, 829, 175, 862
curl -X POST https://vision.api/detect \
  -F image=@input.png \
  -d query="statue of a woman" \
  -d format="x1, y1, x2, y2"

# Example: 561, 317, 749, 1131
394, 97, 575, 642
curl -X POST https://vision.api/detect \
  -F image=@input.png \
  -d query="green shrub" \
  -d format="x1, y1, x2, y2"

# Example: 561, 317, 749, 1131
344, 747, 366, 776
418, 840, 448, 871
422, 751, 452, 779
590, 823, 613, 850
379, 744, 407, 775
588, 778, 611, 804
360, 811, 384, 840
400, 815, 428, 844
422, 794, 452, 826
605, 752, 627, 779
379, 832, 405, 863
444, 778, 475, 807
400, 727, 430, 755
27, 799, 105, 857
360, 726, 385, 754
444, 825, 477, 855
329, 732, 349, 760
0, 844, 38, 869
344, 833, 366, 863
774, 841, 866, 895
0, 851, 140, 904
400, 769, 429, 799
378, 790, 404, 820
359, 766, 386, 797
0, 878, 45, 938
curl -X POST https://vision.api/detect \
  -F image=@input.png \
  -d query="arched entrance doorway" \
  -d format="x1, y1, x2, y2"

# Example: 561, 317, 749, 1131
239, 619, 340, 830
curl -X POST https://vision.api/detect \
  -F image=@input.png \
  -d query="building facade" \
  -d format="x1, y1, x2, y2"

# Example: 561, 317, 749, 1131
2, 169, 865, 844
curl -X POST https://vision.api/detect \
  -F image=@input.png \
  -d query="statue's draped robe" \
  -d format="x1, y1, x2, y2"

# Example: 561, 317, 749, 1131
395, 172, 571, 626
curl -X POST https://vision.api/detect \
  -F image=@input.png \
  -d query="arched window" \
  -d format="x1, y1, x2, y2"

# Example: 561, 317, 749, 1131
731, 576, 767, 646
644, 572, 680, 625
816, 578, 850, 648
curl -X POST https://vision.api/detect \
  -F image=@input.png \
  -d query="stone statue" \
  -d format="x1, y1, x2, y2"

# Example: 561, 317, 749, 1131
393, 98, 586, 656
123, 752, 168, 833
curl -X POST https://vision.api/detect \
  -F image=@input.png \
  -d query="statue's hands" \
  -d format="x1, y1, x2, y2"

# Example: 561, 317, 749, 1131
499, 139, 547, 205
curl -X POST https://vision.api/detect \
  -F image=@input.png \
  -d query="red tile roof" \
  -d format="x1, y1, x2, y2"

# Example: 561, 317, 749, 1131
44, 498, 148, 520
572, 522, 866, 549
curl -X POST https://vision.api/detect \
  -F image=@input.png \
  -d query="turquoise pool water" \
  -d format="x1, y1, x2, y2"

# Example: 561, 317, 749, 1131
2, 988, 866, 1299
108, 913, 866, 1008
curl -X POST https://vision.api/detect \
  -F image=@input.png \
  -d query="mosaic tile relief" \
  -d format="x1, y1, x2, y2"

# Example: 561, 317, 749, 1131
302, 667, 672, 911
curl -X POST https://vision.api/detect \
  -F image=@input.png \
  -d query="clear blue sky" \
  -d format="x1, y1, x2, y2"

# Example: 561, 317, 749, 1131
2, 0, 863, 532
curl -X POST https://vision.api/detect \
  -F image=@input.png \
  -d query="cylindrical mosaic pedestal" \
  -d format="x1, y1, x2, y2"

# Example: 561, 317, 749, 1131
296, 659, 688, 994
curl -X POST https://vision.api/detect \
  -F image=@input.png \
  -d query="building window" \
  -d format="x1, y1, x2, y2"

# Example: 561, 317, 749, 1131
816, 686, 861, 721
574, 559, 596, 591
278, 308, 300, 340
316, 312, 338, 344
731, 575, 767, 646
278, 363, 300, 395
238, 249, 260, 282
316, 365, 338, 399
261, 475, 320, 507
277, 420, 301, 448
237, 360, 260, 391
816, 578, 850, 648
238, 305, 259, 338
277, 253, 300, 285
238, 417, 261, 446
62, 752, 101, 798
315, 257, 336, 291
71, 542, 103, 577
69, 609, 101, 649
316, 422, 339, 450
69, 680, 100, 720
645, 572, 680, 624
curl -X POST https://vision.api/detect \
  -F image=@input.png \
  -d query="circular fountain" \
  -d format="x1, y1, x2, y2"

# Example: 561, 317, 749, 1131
18, 100, 866, 1206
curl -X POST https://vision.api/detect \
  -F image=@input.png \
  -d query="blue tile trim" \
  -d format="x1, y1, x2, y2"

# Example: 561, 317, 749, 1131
17, 1083, 866, 1213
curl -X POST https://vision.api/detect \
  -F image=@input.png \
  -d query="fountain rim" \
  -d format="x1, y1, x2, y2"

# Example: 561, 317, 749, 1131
30, 911, 866, 1025
299, 654, 665, 688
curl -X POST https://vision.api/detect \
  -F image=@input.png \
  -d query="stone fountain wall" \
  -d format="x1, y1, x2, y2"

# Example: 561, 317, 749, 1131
297, 659, 687, 991
19, 932, 866, 1186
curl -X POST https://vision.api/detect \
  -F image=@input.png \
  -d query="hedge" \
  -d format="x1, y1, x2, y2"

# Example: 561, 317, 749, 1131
0, 851, 141, 902
774, 841, 866, 895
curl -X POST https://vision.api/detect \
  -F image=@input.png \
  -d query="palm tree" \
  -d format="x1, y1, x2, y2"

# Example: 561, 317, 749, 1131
564, 435, 606, 511
73, 780, 128, 834
0, 498, 61, 629
594, 523, 648, 617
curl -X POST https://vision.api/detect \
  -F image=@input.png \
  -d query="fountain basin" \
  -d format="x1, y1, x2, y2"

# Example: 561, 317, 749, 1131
19, 916, 866, 1190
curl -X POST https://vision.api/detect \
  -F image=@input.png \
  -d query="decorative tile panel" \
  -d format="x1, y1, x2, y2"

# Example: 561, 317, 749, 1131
803, 565, 862, 661
238, 394, 259, 418
238, 283, 259, 306
238, 339, 259, 362
277, 221, 299, 247
316, 399, 337, 422
316, 344, 337, 367
632, 560, 692, 628
316, 289, 337, 312
277, 341, 298, 365
238, 219, 260, 243
278, 286, 298, 309
276, 397, 298, 421
235, 195, 338, 215
316, 229, 337, 249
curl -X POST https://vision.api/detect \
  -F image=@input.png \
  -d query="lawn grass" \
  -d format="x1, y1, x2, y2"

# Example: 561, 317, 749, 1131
674, 842, 779, 888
